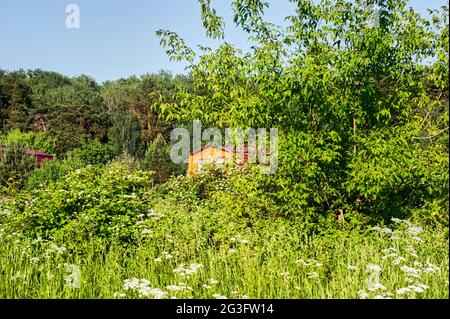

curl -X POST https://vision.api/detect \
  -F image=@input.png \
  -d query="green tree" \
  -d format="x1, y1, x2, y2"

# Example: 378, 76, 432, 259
154, 0, 449, 225
30, 75, 109, 154
109, 108, 143, 158
141, 133, 174, 184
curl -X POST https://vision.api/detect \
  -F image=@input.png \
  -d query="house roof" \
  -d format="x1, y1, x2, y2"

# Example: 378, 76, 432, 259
21, 148, 53, 157
190, 144, 231, 156
190, 144, 256, 156
0, 145, 53, 157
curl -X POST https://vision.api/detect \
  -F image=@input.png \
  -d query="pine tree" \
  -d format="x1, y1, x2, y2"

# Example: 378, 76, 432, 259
142, 133, 173, 184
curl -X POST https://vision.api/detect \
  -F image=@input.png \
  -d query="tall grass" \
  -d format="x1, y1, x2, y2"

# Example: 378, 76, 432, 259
0, 213, 448, 299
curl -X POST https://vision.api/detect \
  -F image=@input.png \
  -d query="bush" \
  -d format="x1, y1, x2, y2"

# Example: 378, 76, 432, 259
70, 139, 115, 165
13, 158, 154, 246
0, 129, 56, 155
26, 156, 84, 190
0, 129, 57, 192
0, 144, 36, 192
345, 125, 449, 226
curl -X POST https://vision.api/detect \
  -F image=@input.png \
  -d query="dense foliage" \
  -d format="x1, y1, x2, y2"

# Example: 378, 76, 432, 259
154, 0, 449, 226
0, 70, 189, 155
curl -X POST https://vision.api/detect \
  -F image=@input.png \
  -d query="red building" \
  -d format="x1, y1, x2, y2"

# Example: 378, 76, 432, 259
0, 145, 54, 165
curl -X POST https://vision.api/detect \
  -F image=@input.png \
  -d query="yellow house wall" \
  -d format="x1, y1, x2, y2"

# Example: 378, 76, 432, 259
187, 147, 233, 175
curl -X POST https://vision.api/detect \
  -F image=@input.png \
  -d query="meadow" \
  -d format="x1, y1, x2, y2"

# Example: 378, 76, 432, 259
0, 159, 448, 299
0, 208, 448, 299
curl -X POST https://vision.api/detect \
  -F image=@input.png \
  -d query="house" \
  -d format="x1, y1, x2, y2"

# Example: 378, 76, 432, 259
187, 144, 255, 175
187, 144, 232, 175
0, 145, 54, 165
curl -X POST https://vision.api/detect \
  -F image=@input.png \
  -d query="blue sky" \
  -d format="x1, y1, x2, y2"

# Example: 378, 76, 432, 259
0, 0, 446, 83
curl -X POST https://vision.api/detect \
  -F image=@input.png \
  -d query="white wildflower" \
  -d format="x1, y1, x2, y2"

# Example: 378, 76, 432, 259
141, 228, 152, 236
396, 287, 410, 295
307, 272, 319, 279
366, 264, 382, 272
173, 263, 203, 277
166, 283, 192, 292
162, 251, 174, 260
30, 257, 40, 263
392, 257, 406, 265
358, 290, 369, 299
347, 264, 358, 271
12, 272, 26, 280
424, 261, 439, 273
406, 246, 418, 257
416, 283, 429, 290
147, 288, 168, 299
368, 283, 386, 292
380, 228, 393, 234
408, 285, 425, 293
123, 278, 145, 291
212, 293, 227, 299
210, 278, 219, 285
408, 226, 423, 236
296, 259, 307, 266
47, 243, 66, 254
400, 265, 421, 278
123, 278, 152, 297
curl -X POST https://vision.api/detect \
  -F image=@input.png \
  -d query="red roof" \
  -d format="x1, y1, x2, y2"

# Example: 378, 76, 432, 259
0, 145, 53, 164
21, 148, 53, 157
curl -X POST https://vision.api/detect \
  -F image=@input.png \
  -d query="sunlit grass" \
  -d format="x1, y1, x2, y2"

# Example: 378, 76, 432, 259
0, 215, 448, 299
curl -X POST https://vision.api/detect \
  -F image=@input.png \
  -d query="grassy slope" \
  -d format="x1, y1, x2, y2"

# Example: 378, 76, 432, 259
0, 200, 448, 299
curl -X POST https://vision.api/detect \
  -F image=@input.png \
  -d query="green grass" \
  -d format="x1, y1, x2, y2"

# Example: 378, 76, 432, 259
0, 213, 448, 299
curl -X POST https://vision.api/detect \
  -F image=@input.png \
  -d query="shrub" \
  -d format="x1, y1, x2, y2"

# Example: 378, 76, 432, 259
0, 129, 57, 192
26, 140, 116, 190
13, 158, 154, 246
26, 156, 84, 190
70, 139, 115, 165
0, 144, 35, 192
141, 134, 174, 184
0, 129, 56, 155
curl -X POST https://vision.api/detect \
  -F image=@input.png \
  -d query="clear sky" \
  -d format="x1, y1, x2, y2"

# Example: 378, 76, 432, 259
0, 0, 446, 83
